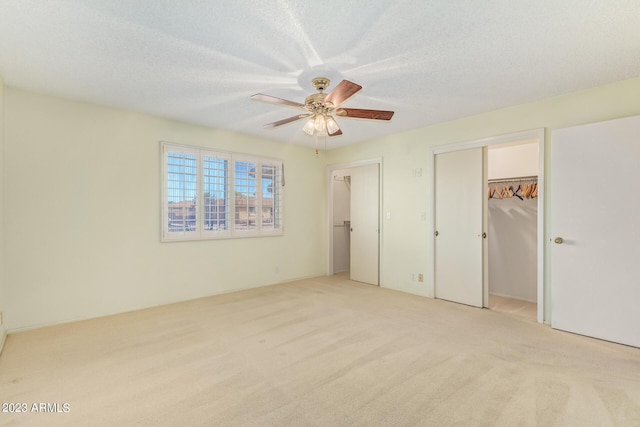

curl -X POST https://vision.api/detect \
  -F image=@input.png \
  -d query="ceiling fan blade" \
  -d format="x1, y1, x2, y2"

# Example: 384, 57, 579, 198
263, 113, 312, 128
251, 93, 306, 109
335, 108, 394, 120
324, 80, 362, 107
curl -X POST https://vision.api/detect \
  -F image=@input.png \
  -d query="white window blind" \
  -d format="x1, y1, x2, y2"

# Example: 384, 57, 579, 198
260, 163, 282, 233
164, 146, 199, 239
234, 160, 257, 232
203, 155, 229, 234
162, 142, 283, 241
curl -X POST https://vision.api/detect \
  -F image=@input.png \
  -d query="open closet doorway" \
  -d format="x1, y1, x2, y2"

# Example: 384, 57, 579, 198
486, 141, 539, 321
327, 159, 381, 286
431, 129, 544, 323
331, 169, 352, 276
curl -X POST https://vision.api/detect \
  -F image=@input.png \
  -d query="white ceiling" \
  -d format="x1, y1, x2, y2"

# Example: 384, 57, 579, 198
1, 1, 639, 149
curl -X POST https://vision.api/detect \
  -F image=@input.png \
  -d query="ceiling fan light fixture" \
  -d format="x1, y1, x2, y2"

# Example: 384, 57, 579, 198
326, 116, 340, 135
314, 114, 326, 133
302, 117, 315, 135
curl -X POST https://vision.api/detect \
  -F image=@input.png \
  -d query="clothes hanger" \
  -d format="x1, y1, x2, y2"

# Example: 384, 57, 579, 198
492, 185, 502, 199
501, 186, 510, 198
510, 185, 523, 200
489, 186, 498, 199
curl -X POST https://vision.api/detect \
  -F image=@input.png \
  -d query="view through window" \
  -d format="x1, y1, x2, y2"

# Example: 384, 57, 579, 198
162, 142, 283, 241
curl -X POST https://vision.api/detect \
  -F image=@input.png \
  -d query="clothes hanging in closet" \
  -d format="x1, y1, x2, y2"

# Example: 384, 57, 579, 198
488, 177, 538, 200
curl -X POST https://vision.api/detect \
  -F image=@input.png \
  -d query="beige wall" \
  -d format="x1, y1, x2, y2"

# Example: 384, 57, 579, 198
4, 76, 640, 331
323, 76, 640, 321
4, 88, 326, 331
487, 141, 538, 180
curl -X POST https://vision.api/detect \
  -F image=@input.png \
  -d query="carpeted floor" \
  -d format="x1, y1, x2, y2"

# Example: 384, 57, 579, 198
488, 294, 537, 321
1, 275, 639, 426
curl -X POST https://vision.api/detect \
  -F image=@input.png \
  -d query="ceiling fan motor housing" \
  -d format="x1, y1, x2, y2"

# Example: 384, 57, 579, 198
311, 77, 330, 92
305, 93, 333, 114
306, 78, 334, 114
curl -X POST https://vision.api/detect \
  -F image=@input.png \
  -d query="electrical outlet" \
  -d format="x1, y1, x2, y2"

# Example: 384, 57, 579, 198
418, 273, 424, 283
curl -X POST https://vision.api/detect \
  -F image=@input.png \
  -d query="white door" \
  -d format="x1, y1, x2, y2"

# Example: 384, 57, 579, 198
350, 163, 379, 285
435, 148, 484, 307
551, 116, 640, 347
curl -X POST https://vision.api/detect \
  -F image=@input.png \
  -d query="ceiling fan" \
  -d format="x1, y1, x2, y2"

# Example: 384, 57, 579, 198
250, 77, 394, 138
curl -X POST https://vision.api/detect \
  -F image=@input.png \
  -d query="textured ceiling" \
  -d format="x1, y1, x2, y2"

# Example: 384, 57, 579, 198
1, 1, 640, 149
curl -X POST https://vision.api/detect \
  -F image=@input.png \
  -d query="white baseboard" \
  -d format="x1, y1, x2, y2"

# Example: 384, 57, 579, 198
5, 273, 326, 334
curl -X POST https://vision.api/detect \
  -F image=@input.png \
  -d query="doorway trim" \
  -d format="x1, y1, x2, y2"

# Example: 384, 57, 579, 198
430, 129, 545, 323
327, 158, 383, 282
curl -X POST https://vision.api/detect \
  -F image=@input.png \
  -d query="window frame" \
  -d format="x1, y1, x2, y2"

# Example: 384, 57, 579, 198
161, 142, 283, 242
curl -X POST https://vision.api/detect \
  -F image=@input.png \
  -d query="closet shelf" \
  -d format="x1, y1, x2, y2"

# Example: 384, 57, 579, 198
488, 175, 538, 184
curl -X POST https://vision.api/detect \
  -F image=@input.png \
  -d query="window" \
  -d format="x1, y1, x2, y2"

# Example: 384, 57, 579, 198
162, 142, 283, 241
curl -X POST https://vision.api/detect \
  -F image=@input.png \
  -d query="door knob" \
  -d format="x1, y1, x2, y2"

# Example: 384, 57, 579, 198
554, 237, 564, 244
434, 230, 439, 237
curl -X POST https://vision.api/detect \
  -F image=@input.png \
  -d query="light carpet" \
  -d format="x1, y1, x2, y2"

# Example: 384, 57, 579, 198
1, 275, 639, 426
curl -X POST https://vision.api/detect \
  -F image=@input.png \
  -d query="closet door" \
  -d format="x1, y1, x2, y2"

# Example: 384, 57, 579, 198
350, 163, 379, 285
551, 115, 640, 347
434, 148, 484, 307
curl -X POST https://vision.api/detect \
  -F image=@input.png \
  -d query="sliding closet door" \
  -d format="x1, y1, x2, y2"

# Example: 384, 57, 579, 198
434, 148, 484, 307
551, 115, 640, 347
350, 163, 379, 285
